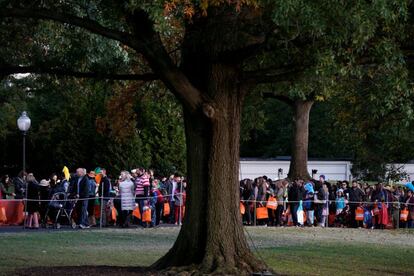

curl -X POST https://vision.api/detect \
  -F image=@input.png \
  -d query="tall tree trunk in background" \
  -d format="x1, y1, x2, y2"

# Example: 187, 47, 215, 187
288, 100, 314, 180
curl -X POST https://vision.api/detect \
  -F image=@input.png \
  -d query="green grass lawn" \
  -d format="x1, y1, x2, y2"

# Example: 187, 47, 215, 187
0, 227, 413, 275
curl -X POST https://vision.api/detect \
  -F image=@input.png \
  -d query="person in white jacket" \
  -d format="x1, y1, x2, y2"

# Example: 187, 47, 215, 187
119, 171, 135, 227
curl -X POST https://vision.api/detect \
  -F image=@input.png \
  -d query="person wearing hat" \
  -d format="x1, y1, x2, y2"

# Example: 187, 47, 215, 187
87, 171, 97, 226
38, 179, 50, 227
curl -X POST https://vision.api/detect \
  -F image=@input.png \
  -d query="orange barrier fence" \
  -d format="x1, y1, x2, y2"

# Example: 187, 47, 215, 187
0, 200, 24, 225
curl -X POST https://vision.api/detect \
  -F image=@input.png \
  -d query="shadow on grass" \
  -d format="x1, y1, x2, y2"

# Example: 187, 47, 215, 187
14, 265, 156, 276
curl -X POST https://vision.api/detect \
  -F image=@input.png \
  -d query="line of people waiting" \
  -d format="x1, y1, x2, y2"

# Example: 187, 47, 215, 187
240, 175, 414, 229
0, 168, 187, 229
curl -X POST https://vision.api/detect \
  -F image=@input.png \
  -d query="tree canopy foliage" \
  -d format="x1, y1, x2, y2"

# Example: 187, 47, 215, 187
1, 0, 414, 273
0, 76, 185, 177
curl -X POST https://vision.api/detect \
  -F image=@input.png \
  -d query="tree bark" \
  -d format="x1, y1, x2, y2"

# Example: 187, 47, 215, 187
152, 64, 267, 275
288, 100, 314, 181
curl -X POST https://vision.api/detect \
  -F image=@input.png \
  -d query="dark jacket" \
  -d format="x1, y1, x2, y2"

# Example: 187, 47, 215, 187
73, 176, 90, 199
13, 177, 26, 199
98, 176, 111, 198
348, 187, 364, 203
49, 184, 65, 198
88, 178, 97, 197
26, 180, 40, 213
288, 184, 304, 203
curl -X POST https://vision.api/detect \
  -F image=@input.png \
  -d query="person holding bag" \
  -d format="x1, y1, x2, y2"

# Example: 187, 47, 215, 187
405, 190, 414, 228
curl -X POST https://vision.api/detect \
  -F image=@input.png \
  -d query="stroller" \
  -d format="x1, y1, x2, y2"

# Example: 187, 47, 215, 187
45, 192, 78, 229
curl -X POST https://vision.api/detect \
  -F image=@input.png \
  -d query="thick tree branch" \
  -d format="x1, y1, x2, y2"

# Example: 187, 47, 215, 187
0, 8, 137, 49
127, 10, 208, 115
262, 92, 294, 106
243, 66, 305, 84
0, 64, 158, 81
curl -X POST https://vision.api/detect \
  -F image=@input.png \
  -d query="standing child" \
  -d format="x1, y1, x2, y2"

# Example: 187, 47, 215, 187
363, 204, 373, 229
174, 182, 186, 225
335, 189, 346, 215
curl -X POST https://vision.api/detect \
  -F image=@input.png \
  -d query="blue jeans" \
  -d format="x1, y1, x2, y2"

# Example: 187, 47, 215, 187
306, 210, 314, 226
150, 203, 156, 226
135, 198, 146, 225
290, 203, 299, 225
80, 199, 89, 226
169, 200, 175, 223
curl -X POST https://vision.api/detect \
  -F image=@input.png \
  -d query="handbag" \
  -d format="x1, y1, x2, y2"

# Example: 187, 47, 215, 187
400, 208, 408, 222
240, 202, 246, 215
256, 207, 268, 219
266, 196, 277, 210
0, 207, 6, 223
355, 207, 364, 221
132, 207, 141, 219
297, 201, 304, 225
142, 208, 151, 222
111, 207, 117, 221
163, 202, 170, 216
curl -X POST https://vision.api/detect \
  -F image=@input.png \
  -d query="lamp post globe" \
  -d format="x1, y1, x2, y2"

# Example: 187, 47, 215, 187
17, 111, 31, 132
17, 111, 30, 174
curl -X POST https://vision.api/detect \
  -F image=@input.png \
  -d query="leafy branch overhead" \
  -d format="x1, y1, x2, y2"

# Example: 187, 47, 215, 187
2, 1, 413, 105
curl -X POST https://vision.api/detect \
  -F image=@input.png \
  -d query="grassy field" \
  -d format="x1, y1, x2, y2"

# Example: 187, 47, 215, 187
0, 227, 413, 275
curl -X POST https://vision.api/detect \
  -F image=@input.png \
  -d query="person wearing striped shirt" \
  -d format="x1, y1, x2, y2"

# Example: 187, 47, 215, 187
134, 167, 150, 227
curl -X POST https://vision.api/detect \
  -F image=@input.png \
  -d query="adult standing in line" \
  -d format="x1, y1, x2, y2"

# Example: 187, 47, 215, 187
119, 171, 135, 228
288, 179, 304, 226
405, 190, 414, 228
0, 175, 15, 199
74, 168, 90, 229
87, 171, 97, 227
274, 180, 287, 226
98, 168, 112, 227
134, 167, 150, 227
348, 180, 365, 228
38, 179, 50, 227
13, 171, 27, 200
167, 174, 181, 224
25, 173, 40, 229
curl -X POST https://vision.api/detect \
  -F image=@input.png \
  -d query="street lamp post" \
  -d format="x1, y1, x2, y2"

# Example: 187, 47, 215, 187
17, 111, 31, 172
17, 111, 31, 229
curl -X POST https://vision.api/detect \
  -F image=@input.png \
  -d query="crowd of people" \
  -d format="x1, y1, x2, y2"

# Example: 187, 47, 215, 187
240, 175, 414, 229
1, 169, 414, 230
0, 168, 186, 229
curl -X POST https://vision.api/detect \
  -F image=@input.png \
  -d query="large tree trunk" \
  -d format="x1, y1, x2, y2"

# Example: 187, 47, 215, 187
288, 100, 314, 181
152, 64, 267, 274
